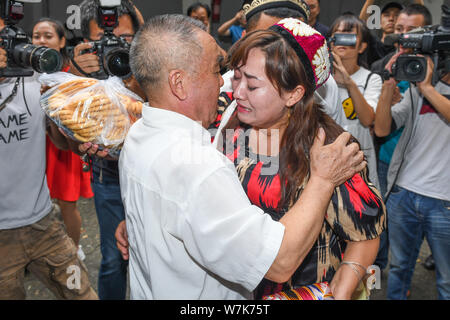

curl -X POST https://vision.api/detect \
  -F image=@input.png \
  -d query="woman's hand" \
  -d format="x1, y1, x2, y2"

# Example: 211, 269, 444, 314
332, 52, 353, 88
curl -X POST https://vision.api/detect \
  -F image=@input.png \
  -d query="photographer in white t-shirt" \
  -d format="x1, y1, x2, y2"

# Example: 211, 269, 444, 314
329, 13, 383, 190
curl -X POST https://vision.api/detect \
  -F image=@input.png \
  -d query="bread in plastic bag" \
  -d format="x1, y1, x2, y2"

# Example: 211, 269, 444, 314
39, 72, 143, 157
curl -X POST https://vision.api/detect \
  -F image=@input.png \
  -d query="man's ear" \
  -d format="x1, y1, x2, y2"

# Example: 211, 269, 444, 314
168, 69, 188, 100
286, 85, 305, 107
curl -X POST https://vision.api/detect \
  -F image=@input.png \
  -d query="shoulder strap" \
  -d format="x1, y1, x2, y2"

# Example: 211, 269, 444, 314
363, 72, 375, 92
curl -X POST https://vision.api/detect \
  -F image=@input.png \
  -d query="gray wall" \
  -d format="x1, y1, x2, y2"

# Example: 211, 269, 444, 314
17, 0, 447, 39
20, 0, 183, 35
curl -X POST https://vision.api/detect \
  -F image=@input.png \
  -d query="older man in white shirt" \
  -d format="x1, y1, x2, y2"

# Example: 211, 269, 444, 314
119, 14, 365, 300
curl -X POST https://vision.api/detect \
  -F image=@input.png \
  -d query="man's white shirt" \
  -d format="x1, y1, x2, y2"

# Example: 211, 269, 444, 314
119, 104, 285, 299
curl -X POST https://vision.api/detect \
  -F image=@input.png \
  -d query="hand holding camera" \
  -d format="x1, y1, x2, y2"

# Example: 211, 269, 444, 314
71, 42, 101, 76
331, 51, 353, 88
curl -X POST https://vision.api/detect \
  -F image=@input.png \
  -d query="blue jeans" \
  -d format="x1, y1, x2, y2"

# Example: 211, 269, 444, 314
387, 185, 450, 300
92, 169, 128, 300
374, 160, 389, 270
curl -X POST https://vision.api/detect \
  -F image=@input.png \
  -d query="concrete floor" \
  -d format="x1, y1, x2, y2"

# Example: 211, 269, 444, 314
24, 197, 438, 300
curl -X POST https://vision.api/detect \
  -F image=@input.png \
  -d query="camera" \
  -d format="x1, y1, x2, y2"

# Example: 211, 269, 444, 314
327, 33, 358, 73
387, 5, 450, 82
0, 0, 63, 77
79, 0, 131, 79
328, 33, 357, 47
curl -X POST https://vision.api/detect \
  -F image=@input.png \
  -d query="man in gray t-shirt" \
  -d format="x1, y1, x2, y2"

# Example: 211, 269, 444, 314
374, 54, 450, 300
0, 25, 97, 299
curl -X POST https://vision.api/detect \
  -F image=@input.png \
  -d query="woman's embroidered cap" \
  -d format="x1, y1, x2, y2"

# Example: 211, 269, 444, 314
243, 0, 310, 22
269, 18, 331, 89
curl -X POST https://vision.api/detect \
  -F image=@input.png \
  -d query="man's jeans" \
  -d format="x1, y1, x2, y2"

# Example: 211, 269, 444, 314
374, 159, 389, 270
387, 185, 450, 300
92, 169, 128, 300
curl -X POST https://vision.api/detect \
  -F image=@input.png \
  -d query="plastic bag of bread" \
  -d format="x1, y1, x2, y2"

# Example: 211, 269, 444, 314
39, 72, 143, 157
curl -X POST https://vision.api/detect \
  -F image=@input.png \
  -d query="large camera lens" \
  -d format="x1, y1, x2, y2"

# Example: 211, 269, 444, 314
404, 59, 424, 77
12, 43, 63, 73
104, 48, 131, 78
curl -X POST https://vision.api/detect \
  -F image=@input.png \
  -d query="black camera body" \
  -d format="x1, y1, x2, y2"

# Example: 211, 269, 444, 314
327, 33, 358, 73
81, 35, 131, 80
392, 54, 429, 82
329, 33, 357, 47
390, 5, 450, 82
0, 0, 62, 77
79, 1, 131, 79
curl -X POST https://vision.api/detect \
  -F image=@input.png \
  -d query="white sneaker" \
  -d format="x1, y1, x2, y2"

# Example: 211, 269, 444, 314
77, 245, 86, 261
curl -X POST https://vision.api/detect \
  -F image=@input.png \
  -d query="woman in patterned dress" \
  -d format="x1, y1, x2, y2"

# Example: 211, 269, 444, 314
217, 18, 385, 299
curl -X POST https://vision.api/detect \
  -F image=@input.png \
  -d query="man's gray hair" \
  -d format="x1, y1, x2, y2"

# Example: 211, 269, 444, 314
130, 14, 206, 93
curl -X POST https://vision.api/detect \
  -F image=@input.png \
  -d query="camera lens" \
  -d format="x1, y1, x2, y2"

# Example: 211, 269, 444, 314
404, 59, 424, 76
104, 48, 131, 78
12, 43, 62, 73
31, 47, 63, 73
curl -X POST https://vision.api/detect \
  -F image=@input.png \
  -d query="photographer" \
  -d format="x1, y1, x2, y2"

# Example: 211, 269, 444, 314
374, 50, 450, 300
0, 13, 97, 299
371, 3, 431, 274
329, 13, 382, 191
67, 0, 144, 300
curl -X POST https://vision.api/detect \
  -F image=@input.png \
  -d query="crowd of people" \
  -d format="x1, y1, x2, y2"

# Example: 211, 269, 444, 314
0, 0, 448, 301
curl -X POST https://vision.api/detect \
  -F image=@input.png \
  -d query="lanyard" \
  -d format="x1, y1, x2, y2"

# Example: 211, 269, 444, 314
0, 77, 21, 113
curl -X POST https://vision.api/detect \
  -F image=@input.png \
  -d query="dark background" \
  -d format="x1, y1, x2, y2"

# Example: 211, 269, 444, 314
17, 0, 446, 40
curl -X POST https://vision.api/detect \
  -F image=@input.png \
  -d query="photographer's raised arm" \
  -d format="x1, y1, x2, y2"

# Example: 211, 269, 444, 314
374, 52, 402, 137
374, 78, 397, 137
359, 0, 375, 22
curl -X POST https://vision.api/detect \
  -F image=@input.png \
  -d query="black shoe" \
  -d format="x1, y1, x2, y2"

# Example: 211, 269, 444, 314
423, 254, 435, 270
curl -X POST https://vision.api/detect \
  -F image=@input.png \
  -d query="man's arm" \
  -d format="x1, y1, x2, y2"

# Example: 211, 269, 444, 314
46, 120, 69, 151
374, 52, 403, 137
266, 129, 366, 283
359, 0, 375, 22
217, 11, 244, 37
115, 131, 365, 284
374, 78, 397, 137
